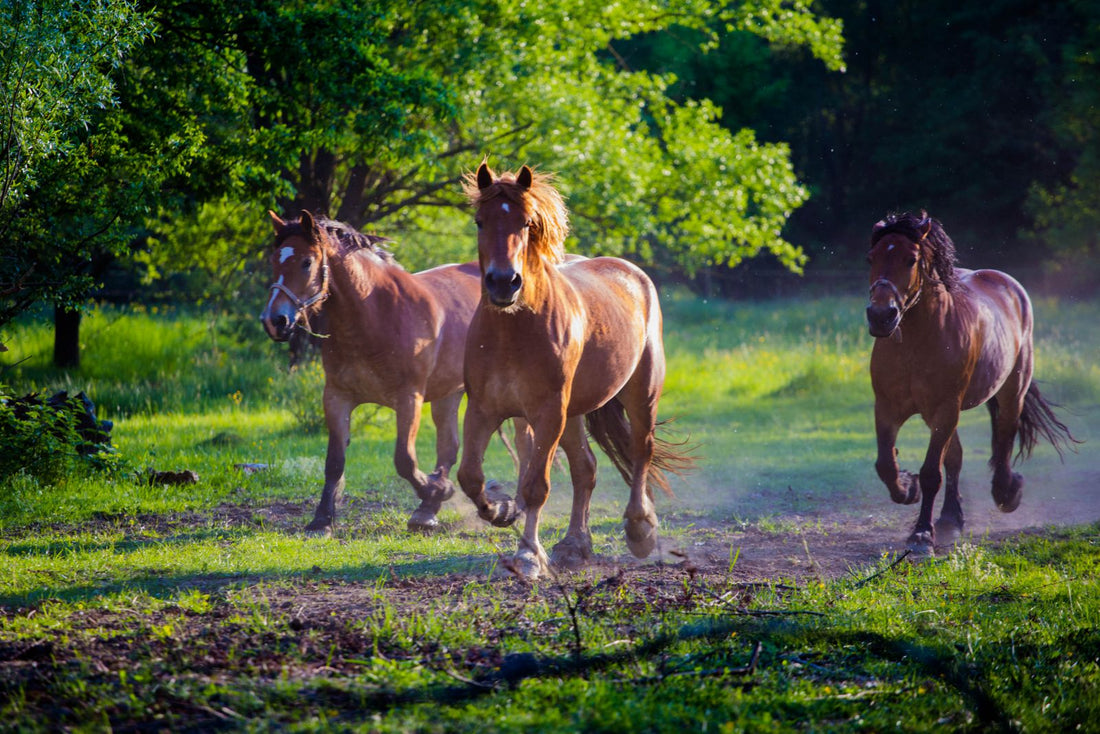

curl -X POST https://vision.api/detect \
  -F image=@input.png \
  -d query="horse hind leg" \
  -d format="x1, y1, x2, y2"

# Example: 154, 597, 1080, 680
934, 430, 965, 545
619, 385, 662, 560
987, 395, 1025, 513
408, 392, 462, 531
549, 416, 597, 570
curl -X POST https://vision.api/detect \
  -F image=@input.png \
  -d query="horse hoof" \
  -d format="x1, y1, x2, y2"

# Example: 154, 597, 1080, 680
624, 517, 658, 559
994, 473, 1024, 513
407, 505, 441, 533
482, 480, 521, 527
934, 518, 963, 546
426, 472, 456, 503
550, 535, 593, 570
893, 470, 919, 506
906, 531, 934, 556
511, 546, 546, 581
304, 519, 334, 537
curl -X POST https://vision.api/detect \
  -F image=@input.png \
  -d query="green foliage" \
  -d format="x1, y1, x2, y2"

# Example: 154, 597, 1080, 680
0, 386, 119, 484
131, 0, 845, 293
0, 0, 156, 327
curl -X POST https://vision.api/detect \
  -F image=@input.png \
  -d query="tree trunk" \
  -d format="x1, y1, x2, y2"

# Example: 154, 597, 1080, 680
53, 306, 81, 369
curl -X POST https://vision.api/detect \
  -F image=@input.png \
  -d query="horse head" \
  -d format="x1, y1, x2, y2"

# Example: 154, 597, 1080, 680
465, 162, 568, 309
865, 212, 934, 338
260, 209, 331, 342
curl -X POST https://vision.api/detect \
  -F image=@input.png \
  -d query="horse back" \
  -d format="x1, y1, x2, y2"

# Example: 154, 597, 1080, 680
557, 256, 664, 413
407, 261, 482, 399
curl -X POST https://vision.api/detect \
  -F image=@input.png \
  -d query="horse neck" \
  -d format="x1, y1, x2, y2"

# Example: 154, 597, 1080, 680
899, 281, 953, 343
323, 249, 406, 339
519, 256, 558, 312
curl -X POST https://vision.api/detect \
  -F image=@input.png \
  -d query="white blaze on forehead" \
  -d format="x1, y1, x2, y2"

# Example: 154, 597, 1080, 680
501, 202, 510, 213
887, 244, 895, 251
279, 246, 295, 264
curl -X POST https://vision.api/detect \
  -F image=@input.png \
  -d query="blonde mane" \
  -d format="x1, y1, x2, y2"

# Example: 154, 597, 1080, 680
463, 166, 570, 266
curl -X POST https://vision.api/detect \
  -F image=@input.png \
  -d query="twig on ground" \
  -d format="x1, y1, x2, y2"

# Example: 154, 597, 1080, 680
851, 550, 913, 589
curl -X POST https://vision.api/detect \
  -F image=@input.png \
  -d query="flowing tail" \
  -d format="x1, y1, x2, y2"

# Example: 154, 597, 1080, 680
1013, 382, 1080, 462
584, 397, 695, 496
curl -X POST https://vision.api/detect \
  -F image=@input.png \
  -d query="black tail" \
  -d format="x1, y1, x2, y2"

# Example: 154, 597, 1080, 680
584, 397, 694, 497
1014, 382, 1080, 462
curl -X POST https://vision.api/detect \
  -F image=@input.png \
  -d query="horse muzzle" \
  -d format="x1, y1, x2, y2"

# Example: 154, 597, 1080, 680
866, 303, 900, 338
484, 267, 523, 308
260, 307, 296, 342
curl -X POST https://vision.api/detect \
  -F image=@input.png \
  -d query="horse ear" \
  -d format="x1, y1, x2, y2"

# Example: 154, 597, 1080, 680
476, 163, 493, 190
918, 214, 932, 240
300, 209, 317, 234
517, 165, 533, 190
268, 210, 287, 235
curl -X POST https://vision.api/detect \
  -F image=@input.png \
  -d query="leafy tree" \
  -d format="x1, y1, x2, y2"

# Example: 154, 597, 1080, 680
0, 1, 154, 333
134, 0, 844, 290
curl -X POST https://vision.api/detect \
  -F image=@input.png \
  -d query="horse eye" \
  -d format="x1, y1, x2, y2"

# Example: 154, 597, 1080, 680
524, 219, 532, 229
906, 256, 917, 267
302, 257, 313, 270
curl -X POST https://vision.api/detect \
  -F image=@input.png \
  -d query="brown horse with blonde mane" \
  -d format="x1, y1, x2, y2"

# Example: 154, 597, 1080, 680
866, 211, 1076, 553
456, 163, 691, 580
261, 210, 484, 533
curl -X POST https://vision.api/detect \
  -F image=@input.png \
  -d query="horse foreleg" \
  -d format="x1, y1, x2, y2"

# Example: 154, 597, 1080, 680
549, 416, 596, 570
874, 404, 920, 505
457, 404, 520, 528
511, 405, 567, 580
934, 430, 965, 544
307, 391, 353, 535
910, 408, 960, 553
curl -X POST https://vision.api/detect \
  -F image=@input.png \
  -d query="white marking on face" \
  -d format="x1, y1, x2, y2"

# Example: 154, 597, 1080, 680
265, 275, 284, 313
887, 244, 895, 252
501, 202, 510, 213
279, 246, 295, 264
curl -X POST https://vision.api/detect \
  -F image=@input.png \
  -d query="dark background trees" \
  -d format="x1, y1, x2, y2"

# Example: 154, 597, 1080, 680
2, 0, 1097, 366
627, 0, 1099, 292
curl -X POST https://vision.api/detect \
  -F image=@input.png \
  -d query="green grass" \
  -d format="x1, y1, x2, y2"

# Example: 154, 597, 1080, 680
1, 292, 1098, 730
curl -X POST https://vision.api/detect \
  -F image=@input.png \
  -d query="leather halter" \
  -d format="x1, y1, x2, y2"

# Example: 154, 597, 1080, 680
267, 249, 330, 337
868, 258, 923, 317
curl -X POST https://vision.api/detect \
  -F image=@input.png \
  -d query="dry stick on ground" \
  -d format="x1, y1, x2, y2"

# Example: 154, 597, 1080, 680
851, 550, 913, 589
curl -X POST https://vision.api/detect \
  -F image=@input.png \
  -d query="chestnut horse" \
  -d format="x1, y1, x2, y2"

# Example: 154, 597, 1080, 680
456, 164, 691, 580
261, 210, 483, 533
866, 211, 1076, 553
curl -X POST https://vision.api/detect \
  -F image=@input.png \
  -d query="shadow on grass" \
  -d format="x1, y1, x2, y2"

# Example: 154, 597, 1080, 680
0, 551, 504, 608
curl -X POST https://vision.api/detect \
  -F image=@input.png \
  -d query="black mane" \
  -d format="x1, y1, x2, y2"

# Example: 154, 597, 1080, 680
871, 210, 959, 291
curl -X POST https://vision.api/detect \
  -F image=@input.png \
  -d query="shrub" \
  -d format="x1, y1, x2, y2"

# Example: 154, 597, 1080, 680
0, 387, 119, 483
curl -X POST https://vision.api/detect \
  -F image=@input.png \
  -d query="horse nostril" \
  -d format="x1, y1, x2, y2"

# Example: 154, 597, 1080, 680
510, 272, 522, 291
272, 314, 289, 330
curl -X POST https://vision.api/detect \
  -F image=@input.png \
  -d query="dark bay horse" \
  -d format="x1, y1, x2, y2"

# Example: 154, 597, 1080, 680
456, 164, 691, 580
865, 211, 1076, 553
261, 210, 483, 533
